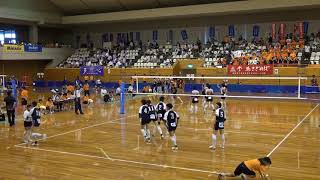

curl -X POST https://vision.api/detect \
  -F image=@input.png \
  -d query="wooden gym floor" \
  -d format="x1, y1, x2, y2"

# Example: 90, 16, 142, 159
0, 94, 319, 179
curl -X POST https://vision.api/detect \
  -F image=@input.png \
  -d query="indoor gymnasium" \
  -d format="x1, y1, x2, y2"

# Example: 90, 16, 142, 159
0, 0, 320, 179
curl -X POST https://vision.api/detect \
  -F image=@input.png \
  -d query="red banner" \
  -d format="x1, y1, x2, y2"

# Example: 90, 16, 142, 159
299, 22, 304, 38
280, 23, 285, 40
272, 24, 276, 40
228, 65, 273, 75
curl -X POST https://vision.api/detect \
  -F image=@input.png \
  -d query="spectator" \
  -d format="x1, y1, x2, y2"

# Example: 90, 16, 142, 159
4, 91, 16, 126
311, 75, 318, 86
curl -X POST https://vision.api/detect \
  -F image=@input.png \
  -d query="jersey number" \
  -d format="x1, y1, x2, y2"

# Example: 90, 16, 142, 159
170, 122, 176, 127
218, 122, 224, 128
170, 113, 175, 120
220, 111, 224, 118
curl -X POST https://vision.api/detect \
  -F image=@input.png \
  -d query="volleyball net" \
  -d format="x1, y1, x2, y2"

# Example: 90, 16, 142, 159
129, 76, 319, 100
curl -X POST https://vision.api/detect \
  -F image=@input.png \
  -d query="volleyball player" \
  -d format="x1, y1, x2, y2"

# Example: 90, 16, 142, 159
209, 102, 226, 150
220, 83, 227, 109
190, 87, 200, 113
23, 105, 32, 143
163, 103, 179, 150
156, 96, 167, 136
30, 101, 47, 145
218, 157, 272, 180
204, 85, 214, 112
171, 80, 183, 104
147, 100, 163, 139
139, 99, 151, 143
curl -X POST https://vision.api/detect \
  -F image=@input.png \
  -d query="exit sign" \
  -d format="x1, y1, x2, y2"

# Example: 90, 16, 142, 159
187, 64, 194, 69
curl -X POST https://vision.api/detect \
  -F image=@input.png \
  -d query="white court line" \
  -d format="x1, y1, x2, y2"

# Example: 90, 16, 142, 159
96, 147, 113, 161
14, 114, 137, 146
109, 121, 284, 137
267, 104, 319, 157
14, 145, 218, 175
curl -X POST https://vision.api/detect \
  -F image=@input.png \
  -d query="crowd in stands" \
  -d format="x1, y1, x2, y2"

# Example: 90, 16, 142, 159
58, 48, 140, 68
58, 31, 320, 68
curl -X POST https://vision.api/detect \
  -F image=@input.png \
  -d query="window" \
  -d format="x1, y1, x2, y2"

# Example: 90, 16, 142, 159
0, 29, 16, 44
0, 30, 4, 45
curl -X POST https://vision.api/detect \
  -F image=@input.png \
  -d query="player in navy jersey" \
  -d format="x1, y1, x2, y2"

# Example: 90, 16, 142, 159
163, 103, 179, 150
209, 102, 226, 150
190, 88, 200, 113
139, 99, 151, 143
156, 96, 166, 121
147, 100, 164, 139
156, 96, 166, 134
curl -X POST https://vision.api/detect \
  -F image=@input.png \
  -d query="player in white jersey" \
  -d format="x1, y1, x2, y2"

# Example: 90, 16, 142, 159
163, 103, 179, 151
209, 102, 226, 150
190, 87, 200, 113
220, 83, 228, 109
147, 100, 164, 139
203, 85, 214, 112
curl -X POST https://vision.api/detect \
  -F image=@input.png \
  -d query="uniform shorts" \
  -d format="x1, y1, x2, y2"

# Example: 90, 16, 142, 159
234, 162, 256, 176
141, 119, 150, 125
214, 121, 224, 130
24, 121, 32, 128
167, 122, 177, 132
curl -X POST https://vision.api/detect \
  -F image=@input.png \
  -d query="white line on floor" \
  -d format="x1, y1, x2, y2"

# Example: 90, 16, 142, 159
14, 145, 218, 175
96, 147, 113, 161
14, 114, 137, 147
267, 104, 319, 157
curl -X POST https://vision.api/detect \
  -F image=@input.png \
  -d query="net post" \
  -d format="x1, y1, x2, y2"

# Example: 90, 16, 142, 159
120, 82, 125, 114
135, 77, 139, 94
298, 76, 301, 99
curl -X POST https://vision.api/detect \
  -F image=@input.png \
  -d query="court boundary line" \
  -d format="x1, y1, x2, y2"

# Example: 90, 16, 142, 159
14, 114, 137, 146
109, 121, 285, 137
14, 145, 219, 175
266, 104, 319, 157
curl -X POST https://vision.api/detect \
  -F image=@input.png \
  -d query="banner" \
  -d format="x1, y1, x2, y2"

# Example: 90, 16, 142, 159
228, 65, 273, 75
253, 25, 260, 37
209, 26, 215, 38
279, 23, 285, 40
80, 66, 104, 76
299, 22, 304, 38
129, 32, 134, 41
228, 25, 235, 37
24, 44, 42, 52
110, 33, 114, 42
271, 24, 276, 40
152, 30, 158, 41
167, 30, 173, 42
3, 44, 24, 52
102, 33, 109, 42
181, 30, 188, 40
135, 32, 140, 41
303, 21, 309, 34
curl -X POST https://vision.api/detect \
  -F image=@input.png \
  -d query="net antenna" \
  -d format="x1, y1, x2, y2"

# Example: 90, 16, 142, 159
131, 76, 308, 100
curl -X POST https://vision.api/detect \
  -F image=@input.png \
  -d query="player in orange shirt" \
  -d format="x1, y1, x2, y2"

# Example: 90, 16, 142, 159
218, 157, 272, 180
46, 97, 54, 114
21, 87, 29, 109
67, 84, 75, 94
